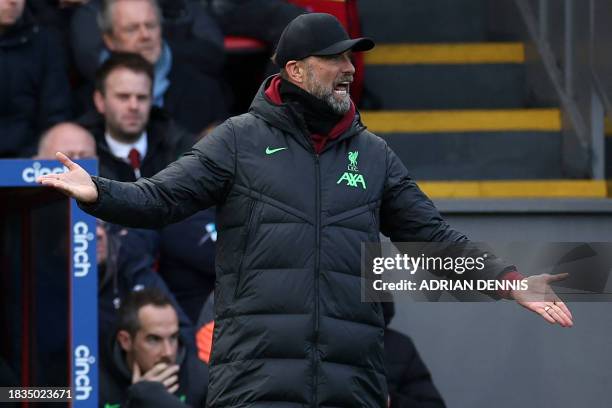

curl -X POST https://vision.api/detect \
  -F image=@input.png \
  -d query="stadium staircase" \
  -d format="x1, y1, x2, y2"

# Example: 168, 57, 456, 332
357, 0, 608, 199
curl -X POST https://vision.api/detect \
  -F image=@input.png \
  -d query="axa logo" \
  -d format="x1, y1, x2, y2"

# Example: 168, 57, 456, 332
337, 151, 367, 190
22, 162, 67, 183
73, 222, 94, 278
337, 172, 367, 189
74, 345, 95, 400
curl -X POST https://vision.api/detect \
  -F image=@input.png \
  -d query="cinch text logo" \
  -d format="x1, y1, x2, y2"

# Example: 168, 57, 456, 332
73, 222, 94, 278
74, 345, 95, 400
22, 162, 66, 183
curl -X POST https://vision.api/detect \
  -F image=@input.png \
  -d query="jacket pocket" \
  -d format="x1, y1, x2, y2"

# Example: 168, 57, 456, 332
234, 199, 260, 298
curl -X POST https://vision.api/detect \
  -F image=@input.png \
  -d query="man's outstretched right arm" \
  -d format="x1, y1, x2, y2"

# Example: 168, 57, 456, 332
37, 121, 236, 229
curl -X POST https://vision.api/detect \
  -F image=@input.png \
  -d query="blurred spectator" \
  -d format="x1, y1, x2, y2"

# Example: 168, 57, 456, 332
209, 0, 305, 48
28, 0, 90, 26
35, 122, 96, 159
32, 120, 193, 343
97, 221, 193, 345
100, 288, 208, 408
0, 0, 71, 157
78, 51, 216, 323
71, 0, 228, 133
27, 0, 89, 53
71, 0, 224, 79
77, 52, 194, 181
382, 301, 446, 408
159, 0, 225, 75
157, 208, 216, 323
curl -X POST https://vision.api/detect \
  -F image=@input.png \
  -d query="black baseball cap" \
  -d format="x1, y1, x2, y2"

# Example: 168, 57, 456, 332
274, 13, 375, 68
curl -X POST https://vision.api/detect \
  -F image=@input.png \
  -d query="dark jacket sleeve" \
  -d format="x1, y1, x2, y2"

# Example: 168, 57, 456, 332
80, 119, 236, 228
127, 382, 192, 408
380, 144, 466, 243
379, 144, 514, 292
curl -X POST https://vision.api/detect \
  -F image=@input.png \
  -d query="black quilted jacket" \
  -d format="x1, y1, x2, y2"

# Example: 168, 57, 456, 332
82, 76, 502, 408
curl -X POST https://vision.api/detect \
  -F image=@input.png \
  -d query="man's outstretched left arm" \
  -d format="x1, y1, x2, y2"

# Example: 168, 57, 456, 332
379, 143, 573, 327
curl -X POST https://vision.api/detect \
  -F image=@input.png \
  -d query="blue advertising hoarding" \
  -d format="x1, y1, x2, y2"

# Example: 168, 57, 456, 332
0, 159, 98, 408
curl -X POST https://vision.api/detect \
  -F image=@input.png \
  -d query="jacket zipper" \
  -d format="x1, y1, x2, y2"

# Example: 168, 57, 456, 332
312, 153, 321, 408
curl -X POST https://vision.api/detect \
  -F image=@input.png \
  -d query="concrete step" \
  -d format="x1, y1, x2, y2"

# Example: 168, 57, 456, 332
358, 0, 488, 43
364, 63, 526, 110
362, 43, 527, 110
381, 131, 562, 180
360, 109, 563, 180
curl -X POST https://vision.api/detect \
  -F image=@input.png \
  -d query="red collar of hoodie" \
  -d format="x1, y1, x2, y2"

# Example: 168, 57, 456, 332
264, 76, 356, 154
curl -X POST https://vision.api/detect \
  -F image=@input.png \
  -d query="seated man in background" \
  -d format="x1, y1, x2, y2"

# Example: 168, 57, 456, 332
78, 51, 216, 323
100, 288, 208, 408
0, 0, 71, 157
78, 52, 194, 181
73, 0, 228, 134
35, 122, 97, 160
71, 0, 225, 81
34, 121, 193, 344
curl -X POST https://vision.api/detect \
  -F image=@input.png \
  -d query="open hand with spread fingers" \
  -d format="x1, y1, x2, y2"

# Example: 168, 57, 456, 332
36, 152, 98, 204
510, 273, 573, 327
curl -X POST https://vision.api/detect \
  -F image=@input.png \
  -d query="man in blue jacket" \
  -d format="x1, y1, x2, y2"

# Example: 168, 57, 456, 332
38, 13, 573, 408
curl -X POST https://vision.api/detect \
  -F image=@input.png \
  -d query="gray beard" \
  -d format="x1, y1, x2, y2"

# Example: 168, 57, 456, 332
305, 72, 351, 115
322, 91, 351, 115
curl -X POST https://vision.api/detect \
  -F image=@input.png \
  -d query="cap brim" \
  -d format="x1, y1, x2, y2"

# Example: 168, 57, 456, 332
312, 37, 375, 57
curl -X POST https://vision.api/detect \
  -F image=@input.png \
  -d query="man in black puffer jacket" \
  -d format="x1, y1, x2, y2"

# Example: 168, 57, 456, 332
39, 13, 573, 408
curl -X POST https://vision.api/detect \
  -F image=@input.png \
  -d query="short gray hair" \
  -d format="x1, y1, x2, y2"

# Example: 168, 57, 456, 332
97, 0, 162, 35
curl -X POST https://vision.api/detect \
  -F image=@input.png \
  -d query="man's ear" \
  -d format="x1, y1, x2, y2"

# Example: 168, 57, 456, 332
102, 33, 115, 51
117, 330, 133, 352
93, 90, 106, 115
285, 60, 305, 84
